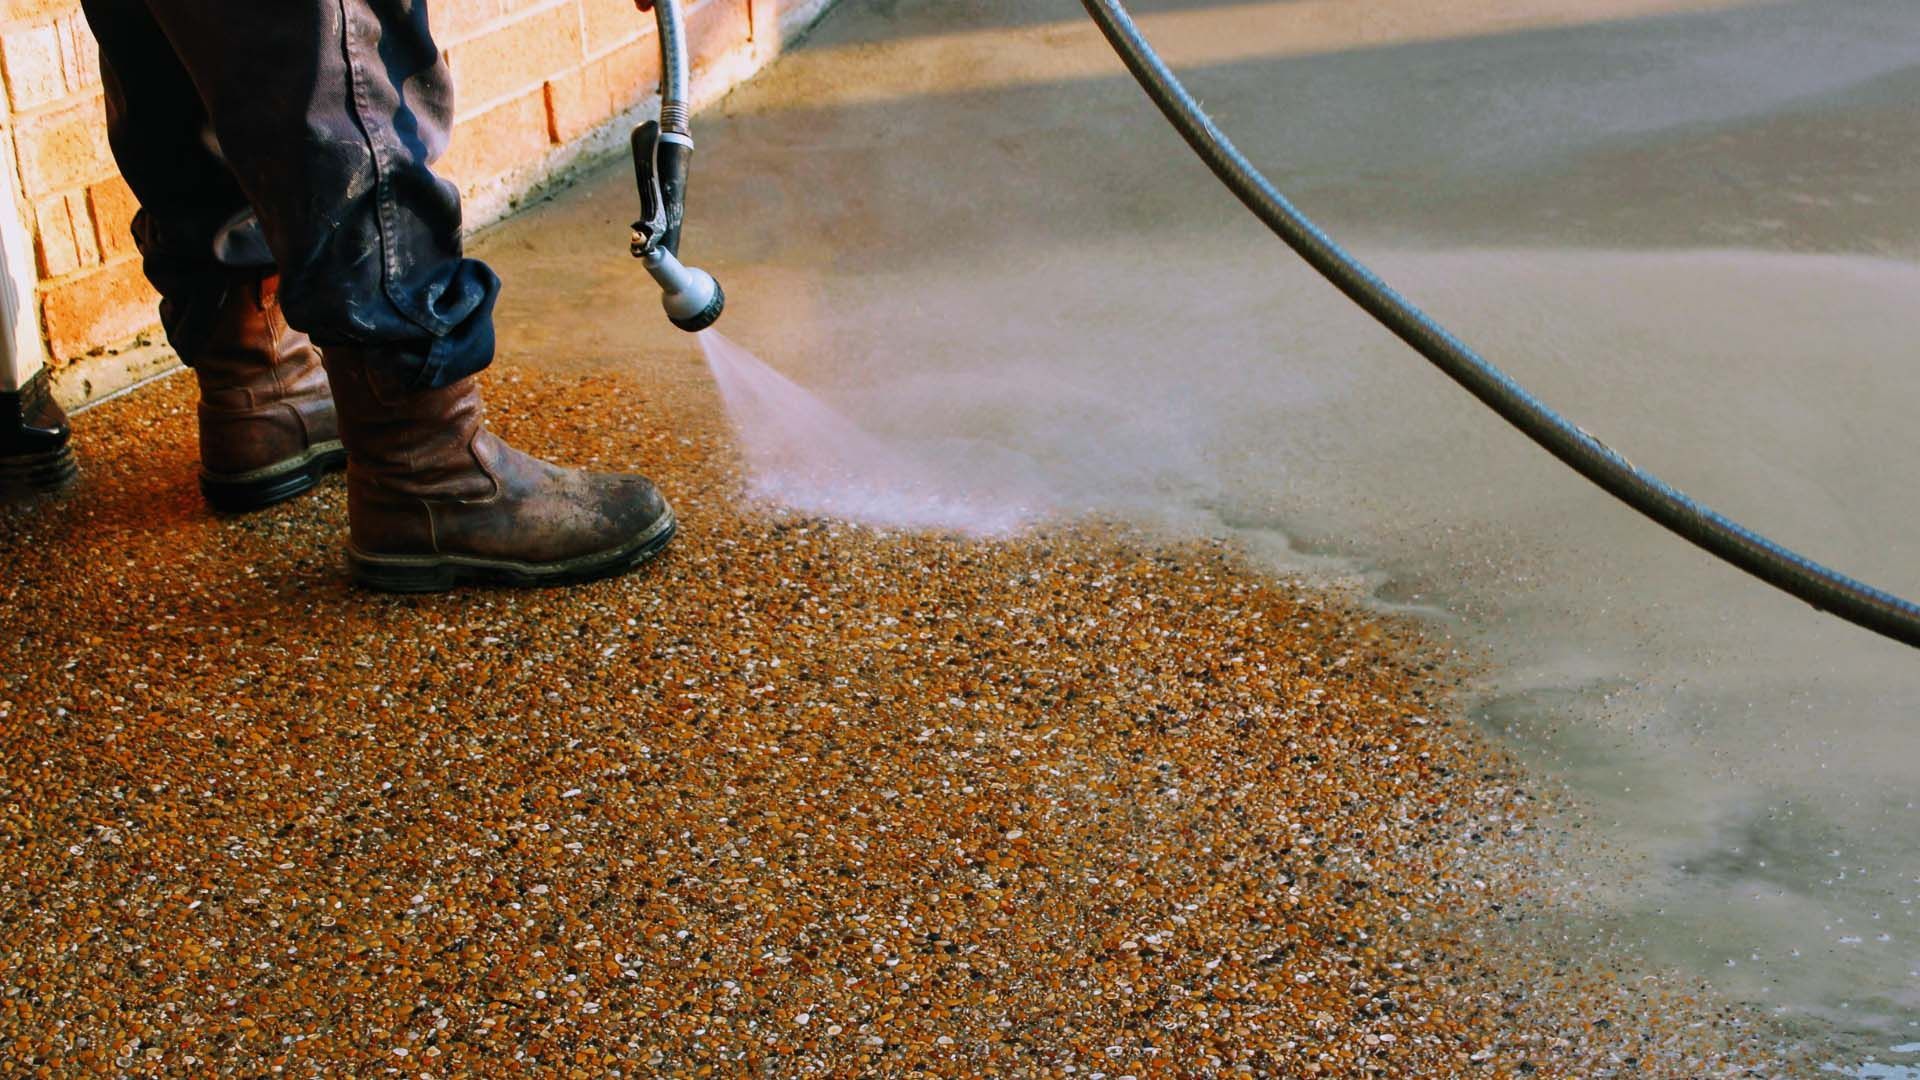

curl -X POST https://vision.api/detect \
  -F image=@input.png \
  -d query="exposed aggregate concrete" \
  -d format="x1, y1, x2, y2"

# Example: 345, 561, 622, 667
0, 368, 1779, 1076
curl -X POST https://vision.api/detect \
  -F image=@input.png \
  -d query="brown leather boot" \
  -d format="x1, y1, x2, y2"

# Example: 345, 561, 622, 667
321, 347, 676, 592
191, 275, 345, 511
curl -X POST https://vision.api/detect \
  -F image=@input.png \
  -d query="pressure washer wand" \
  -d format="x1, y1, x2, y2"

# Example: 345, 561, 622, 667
630, 0, 725, 332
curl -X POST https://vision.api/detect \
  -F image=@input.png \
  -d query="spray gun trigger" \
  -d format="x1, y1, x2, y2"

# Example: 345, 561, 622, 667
631, 120, 667, 255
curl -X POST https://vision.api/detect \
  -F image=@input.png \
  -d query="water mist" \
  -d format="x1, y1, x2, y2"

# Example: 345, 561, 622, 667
695, 330, 1045, 537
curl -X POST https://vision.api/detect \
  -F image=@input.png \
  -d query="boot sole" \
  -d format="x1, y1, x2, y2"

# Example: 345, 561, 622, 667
201, 441, 348, 513
0, 443, 78, 497
347, 504, 678, 593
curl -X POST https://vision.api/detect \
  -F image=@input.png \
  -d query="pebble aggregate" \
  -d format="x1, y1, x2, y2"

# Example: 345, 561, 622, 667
0, 369, 1778, 1076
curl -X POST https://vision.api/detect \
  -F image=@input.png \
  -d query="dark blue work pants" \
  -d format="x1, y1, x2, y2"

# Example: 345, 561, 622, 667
80, 0, 499, 387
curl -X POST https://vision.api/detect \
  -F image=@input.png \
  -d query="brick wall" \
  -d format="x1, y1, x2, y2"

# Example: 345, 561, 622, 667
0, 0, 826, 402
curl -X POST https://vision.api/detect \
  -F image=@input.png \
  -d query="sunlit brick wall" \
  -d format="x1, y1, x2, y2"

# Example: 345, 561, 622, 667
0, 0, 815, 393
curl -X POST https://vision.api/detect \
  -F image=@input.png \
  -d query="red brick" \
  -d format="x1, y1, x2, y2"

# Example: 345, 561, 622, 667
432, 0, 509, 47
688, 0, 754, 75
32, 193, 81, 277
87, 175, 140, 261
441, 87, 551, 186
448, 2, 582, 112
0, 0, 72, 22
544, 37, 660, 144
582, 0, 652, 58
585, 0, 748, 74
0, 13, 102, 112
13, 95, 114, 196
58, 12, 99, 92
0, 22, 66, 111
40, 257, 158, 361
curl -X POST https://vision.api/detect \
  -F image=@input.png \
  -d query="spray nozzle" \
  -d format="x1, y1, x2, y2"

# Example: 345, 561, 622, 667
631, 119, 725, 333
640, 244, 726, 332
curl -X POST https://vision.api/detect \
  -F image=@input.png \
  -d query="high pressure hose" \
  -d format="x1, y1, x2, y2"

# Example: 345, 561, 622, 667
1079, 0, 1920, 649
655, 0, 691, 133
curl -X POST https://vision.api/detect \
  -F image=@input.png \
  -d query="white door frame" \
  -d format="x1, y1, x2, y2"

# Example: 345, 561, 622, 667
0, 130, 47, 394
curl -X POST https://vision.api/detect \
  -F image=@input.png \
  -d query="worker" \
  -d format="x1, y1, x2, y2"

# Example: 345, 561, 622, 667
77, 0, 675, 591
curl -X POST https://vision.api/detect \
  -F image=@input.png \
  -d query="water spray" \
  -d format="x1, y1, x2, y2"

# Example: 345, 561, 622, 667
630, 0, 725, 333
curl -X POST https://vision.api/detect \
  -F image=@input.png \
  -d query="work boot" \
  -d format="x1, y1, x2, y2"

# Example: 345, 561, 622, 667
191, 274, 345, 511
322, 347, 676, 592
0, 368, 77, 498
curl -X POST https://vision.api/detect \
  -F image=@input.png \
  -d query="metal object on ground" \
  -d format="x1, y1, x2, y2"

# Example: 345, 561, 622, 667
1079, 0, 1920, 649
629, 0, 726, 333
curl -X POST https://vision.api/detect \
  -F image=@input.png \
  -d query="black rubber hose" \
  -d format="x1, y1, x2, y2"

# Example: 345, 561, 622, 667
1079, 0, 1920, 649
